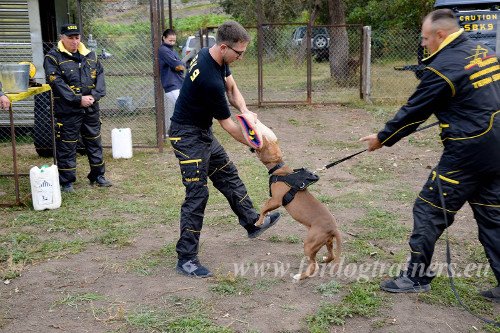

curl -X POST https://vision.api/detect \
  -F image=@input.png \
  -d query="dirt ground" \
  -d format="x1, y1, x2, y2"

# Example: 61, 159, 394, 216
1, 105, 499, 332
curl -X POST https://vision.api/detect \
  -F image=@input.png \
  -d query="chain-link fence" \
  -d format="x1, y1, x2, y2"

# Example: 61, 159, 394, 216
0, 0, 427, 205
370, 29, 422, 104
218, 23, 363, 106
79, 0, 159, 148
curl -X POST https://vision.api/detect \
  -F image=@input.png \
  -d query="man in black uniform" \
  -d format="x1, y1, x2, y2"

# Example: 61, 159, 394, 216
44, 24, 112, 193
169, 21, 280, 278
361, 9, 500, 302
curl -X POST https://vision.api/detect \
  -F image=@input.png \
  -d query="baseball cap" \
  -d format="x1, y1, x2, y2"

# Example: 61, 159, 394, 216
60, 24, 80, 36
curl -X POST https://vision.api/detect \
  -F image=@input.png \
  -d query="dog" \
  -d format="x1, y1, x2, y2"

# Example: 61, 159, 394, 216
249, 121, 342, 280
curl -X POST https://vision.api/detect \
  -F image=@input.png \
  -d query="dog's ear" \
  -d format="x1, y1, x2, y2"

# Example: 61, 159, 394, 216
261, 135, 269, 144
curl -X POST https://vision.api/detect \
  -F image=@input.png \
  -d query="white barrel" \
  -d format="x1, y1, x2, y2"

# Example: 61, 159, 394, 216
30, 164, 61, 211
111, 128, 133, 159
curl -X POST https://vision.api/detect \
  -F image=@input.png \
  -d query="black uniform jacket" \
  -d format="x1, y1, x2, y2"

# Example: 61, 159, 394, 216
377, 29, 500, 171
44, 41, 106, 115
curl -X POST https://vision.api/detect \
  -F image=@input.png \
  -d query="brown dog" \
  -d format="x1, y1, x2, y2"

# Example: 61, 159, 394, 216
253, 131, 342, 280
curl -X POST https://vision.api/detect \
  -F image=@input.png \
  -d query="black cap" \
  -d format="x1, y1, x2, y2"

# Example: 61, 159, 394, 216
60, 24, 80, 36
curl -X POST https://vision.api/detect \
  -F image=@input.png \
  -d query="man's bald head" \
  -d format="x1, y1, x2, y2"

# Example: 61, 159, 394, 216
423, 9, 460, 33
421, 9, 460, 55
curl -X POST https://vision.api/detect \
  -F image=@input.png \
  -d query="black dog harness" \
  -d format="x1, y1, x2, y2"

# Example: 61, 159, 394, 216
268, 164, 319, 206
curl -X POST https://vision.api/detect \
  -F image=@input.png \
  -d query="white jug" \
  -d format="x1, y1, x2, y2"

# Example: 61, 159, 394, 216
30, 164, 61, 211
112, 128, 133, 159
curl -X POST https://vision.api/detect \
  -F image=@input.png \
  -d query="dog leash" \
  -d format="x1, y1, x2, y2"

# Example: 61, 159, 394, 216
316, 121, 440, 173
435, 170, 500, 328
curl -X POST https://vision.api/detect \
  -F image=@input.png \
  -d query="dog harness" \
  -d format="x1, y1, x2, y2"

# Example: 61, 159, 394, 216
269, 166, 319, 206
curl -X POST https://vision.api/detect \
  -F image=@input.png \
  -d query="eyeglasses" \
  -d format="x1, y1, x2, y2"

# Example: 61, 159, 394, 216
225, 44, 245, 58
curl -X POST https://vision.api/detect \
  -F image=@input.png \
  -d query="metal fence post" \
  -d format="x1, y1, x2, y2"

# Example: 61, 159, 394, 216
256, 0, 263, 107
306, 23, 312, 104
361, 26, 372, 103
150, 0, 165, 151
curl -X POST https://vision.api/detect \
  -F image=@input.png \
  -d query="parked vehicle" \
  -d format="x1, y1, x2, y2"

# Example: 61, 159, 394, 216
396, 0, 500, 78
291, 26, 330, 61
181, 34, 216, 65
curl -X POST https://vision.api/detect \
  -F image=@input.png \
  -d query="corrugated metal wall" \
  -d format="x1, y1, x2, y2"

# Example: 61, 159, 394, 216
0, 0, 32, 63
0, 1, 35, 127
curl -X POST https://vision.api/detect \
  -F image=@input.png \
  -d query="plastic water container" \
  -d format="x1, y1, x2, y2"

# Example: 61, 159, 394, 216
112, 128, 133, 159
0, 63, 30, 93
30, 164, 61, 211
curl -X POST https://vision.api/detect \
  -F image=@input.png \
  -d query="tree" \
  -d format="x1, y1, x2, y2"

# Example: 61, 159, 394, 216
344, 0, 434, 31
327, 0, 349, 83
218, 0, 305, 26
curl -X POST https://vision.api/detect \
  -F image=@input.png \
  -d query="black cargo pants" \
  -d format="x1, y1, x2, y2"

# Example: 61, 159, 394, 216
408, 164, 500, 285
55, 110, 105, 185
169, 122, 260, 260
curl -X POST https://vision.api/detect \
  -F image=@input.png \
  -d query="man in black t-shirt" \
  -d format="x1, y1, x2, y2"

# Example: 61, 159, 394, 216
169, 21, 280, 278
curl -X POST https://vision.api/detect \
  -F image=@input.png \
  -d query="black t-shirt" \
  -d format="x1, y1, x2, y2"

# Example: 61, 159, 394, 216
171, 48, 232, 129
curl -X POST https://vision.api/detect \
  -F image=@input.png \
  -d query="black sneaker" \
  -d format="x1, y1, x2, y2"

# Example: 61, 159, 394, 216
176, 258, 213, 278
248, 212, 281, 239
61, 183, 75, 193
90, 175, 112, 187
480, 286, 500, 303
380, 271, 431, 293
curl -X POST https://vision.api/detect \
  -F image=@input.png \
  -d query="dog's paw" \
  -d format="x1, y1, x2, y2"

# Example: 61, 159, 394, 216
292, 273, 302, 281
321, 256, 335, 263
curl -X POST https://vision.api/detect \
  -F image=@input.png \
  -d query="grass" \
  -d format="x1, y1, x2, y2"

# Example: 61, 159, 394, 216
309, 138, 364, 150
254, 278, 281, 291
52, 292, 107, 309
2, 103, 496, 331
0, 149, 183, 279
268, 234, 301, 244
125, 297, 233, 333
355, 208, 409, 242
127, 242, 177, 275
96, 225, 135, 247
0, 232, 86, 279
348, 155, 393, 184
210, 273, 252, 296
388, 185, 417, 204
417, 276, 495, 317
307, 281, 384, 331
316, 280, 342, 298
465, 243, 490, 264
328, 190, 374, 210
341, 208, 410, 263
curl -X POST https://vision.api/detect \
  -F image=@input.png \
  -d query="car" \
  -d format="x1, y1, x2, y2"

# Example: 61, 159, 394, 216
181, 35, 216, 65
291, 26, 330, 61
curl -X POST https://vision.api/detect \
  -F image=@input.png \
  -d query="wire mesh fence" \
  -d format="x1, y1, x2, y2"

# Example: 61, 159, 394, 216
222, 23, 363, 105
370, 29, 422, 104
0, 0, 429, 205
79, 0, 158, 148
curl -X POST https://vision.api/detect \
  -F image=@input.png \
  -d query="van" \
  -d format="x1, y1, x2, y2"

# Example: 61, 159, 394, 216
397, 0, 500, 78
435, 0, 499, 51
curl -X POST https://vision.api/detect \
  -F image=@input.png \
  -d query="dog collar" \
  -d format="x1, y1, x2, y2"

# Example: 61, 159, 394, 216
268, 162, 285, 175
